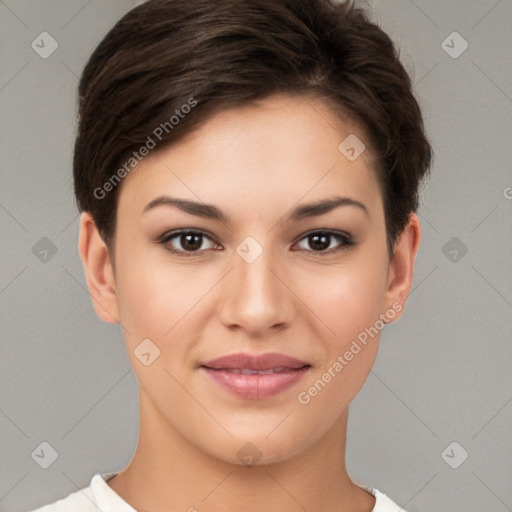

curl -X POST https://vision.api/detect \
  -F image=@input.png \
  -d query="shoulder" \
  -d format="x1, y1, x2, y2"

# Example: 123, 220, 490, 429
25, 487, 97, 512
25, 473, 119, 512
357, 483, 407, 512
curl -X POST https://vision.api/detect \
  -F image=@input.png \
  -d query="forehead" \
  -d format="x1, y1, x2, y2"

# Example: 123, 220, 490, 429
116, 94, 383, 220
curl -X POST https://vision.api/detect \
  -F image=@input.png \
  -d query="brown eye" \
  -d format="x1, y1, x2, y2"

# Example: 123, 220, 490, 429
178, 232, 203, 251
159, 230, 220, 255
295, 231, 354, 253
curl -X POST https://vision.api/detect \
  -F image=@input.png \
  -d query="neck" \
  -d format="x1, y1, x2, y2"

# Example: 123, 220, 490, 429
107, 387, 375, 512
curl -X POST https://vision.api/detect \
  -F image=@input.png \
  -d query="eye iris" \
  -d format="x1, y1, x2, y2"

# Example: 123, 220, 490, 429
310, 233, 330, 251
181, 233, 202, 251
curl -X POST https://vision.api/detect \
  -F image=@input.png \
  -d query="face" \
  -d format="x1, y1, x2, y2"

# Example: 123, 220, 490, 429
87, 94, 410, 465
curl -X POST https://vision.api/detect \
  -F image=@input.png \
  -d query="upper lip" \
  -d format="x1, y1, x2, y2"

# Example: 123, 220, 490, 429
201, 352, 310, 371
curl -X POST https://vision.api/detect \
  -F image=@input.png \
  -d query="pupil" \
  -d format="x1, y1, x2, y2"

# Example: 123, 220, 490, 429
183, 233, 201, 251
311, 234, 329, 251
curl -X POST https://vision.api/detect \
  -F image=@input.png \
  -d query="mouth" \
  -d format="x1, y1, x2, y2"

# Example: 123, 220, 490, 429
200, 352, 310, 399
211, 367, 301, 375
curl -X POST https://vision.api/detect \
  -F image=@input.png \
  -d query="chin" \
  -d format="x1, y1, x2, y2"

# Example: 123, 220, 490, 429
199, 431, 311, 469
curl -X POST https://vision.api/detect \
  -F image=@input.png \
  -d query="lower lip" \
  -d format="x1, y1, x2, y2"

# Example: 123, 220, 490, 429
201, 367, 309, 399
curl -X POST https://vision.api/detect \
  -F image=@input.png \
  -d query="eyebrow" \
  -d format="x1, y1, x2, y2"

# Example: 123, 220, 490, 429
142, 195, 369, 223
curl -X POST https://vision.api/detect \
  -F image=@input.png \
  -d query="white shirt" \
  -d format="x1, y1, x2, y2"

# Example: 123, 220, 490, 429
27, 472, 407, 512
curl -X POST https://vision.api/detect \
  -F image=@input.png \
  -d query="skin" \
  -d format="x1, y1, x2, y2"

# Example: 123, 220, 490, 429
79, 93, 421, 512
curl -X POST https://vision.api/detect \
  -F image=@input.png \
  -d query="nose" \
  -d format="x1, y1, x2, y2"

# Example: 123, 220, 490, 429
217, 245, 294, 336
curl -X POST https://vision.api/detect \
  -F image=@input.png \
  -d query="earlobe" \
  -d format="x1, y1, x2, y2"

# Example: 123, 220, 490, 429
78, 212, 120, 324
383, 213, 421, 322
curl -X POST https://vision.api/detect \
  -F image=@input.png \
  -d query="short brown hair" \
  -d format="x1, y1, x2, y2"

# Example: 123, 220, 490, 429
73, 0, 432, 256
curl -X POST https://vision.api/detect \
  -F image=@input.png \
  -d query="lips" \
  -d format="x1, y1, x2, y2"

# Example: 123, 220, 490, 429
216, 367, 294, 375
201, 352, 310, 399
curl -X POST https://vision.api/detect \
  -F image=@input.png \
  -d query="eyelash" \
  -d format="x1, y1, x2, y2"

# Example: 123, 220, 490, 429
157, 229, 355, 257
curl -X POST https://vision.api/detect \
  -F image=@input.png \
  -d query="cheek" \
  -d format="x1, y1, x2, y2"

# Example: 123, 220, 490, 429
294, 249, 389, 413
114, 247, 188, 345
113, 247, 219, 381
113, 253, 200, 403
301, 252, 389, 343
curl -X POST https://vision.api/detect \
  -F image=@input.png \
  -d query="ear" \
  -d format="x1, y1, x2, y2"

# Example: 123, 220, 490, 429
383, 213, 421, 322
78, 212, 120, 324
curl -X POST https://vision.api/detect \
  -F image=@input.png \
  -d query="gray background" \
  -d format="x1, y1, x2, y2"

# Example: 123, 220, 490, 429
1, 0, 511, 511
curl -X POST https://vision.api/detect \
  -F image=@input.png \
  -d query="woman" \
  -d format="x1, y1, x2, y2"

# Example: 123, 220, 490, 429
29, 0, 432, 510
